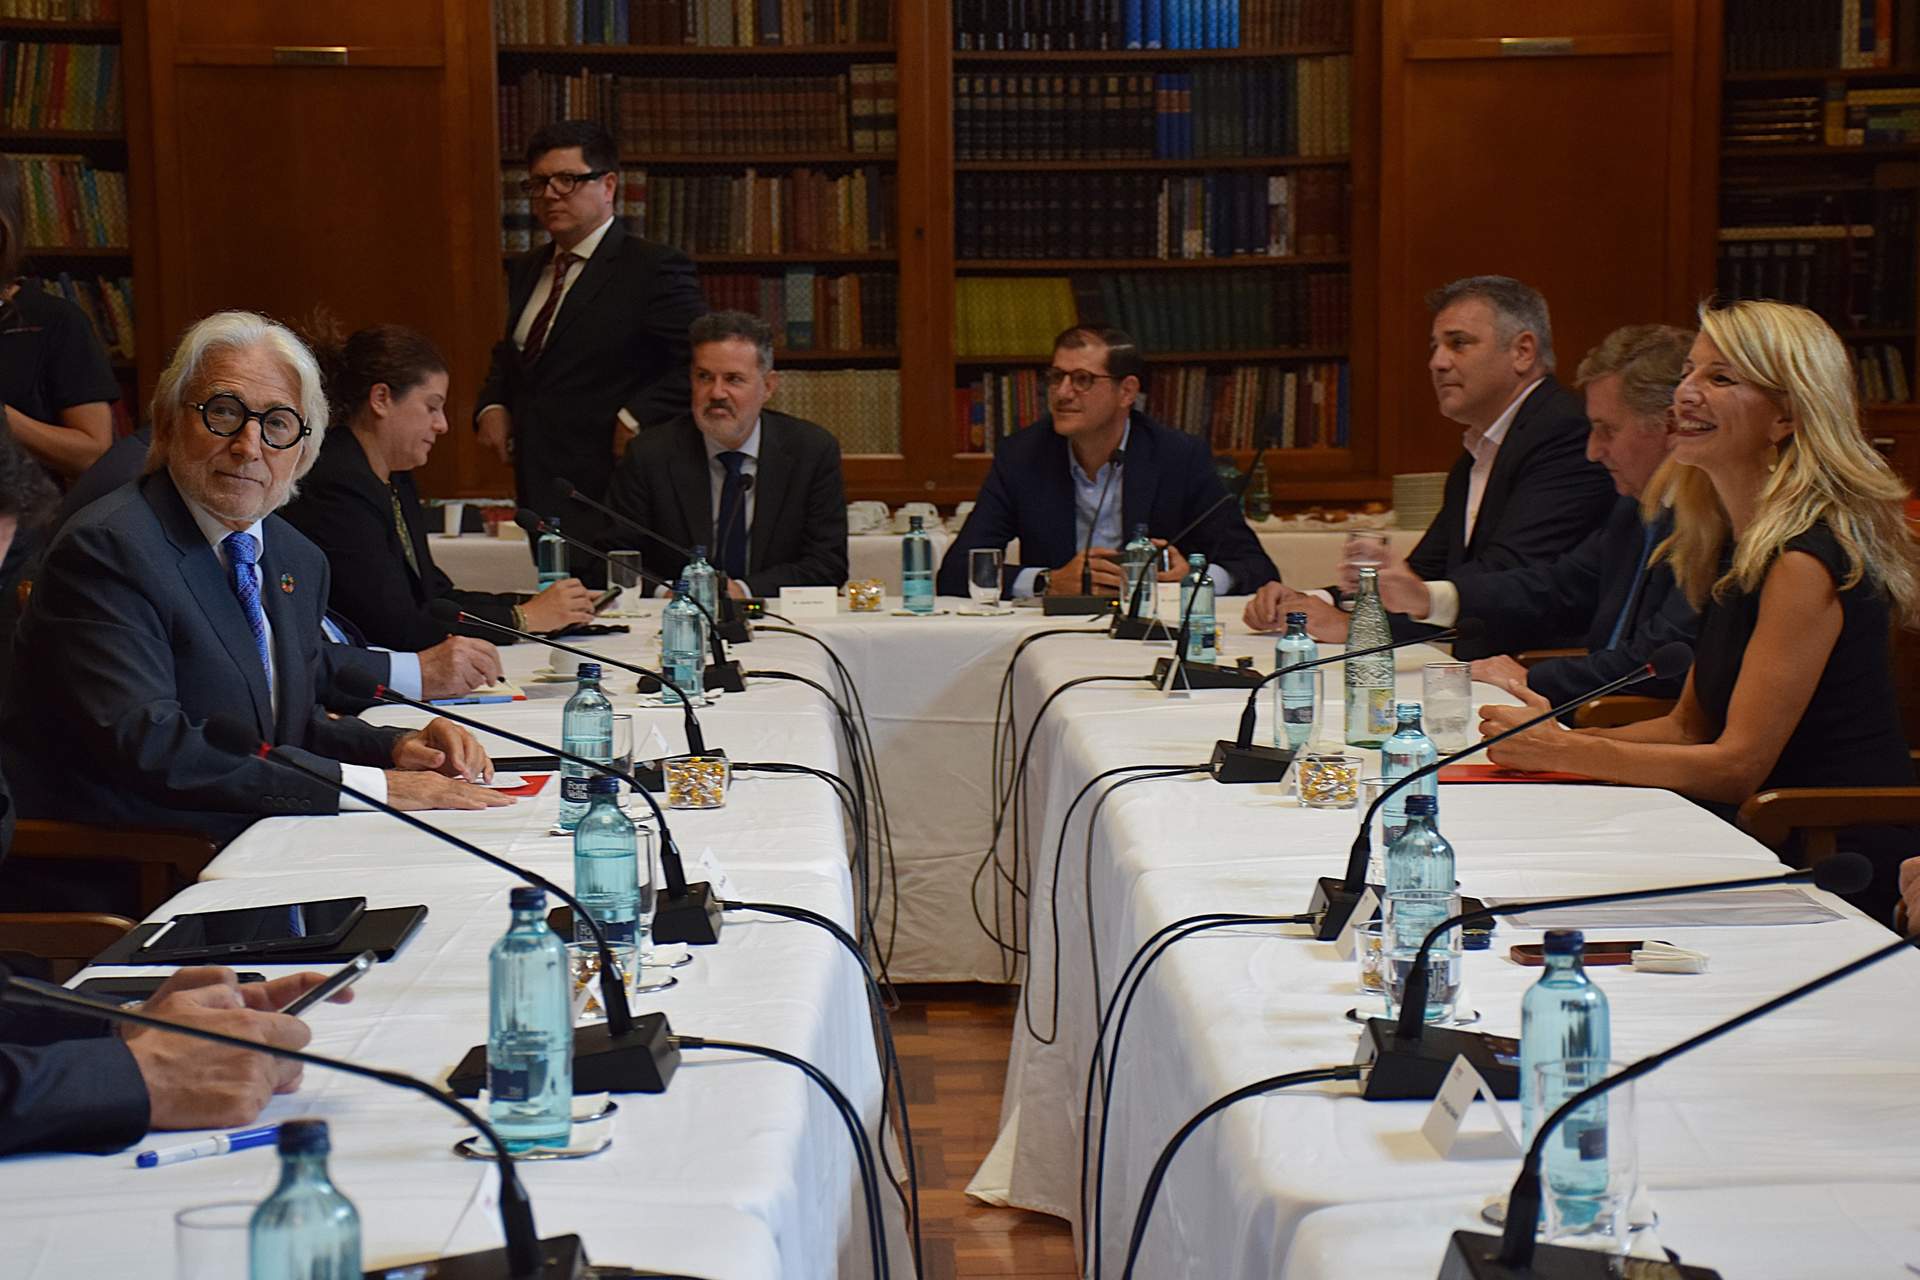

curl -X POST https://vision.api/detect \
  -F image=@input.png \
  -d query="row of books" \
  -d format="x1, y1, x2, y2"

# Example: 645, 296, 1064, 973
953, 269, 1347, 356
702, 269, 897, 351
0, 0, 115, 17
1853, 341, 1912, 402
1715, 225, 1916, 330
771, 369, 899, 454
1724, 0, 1917, 72
21, 270, 131, 359
496, 0, 891, 45
1725, 85, 1920, 147
0, 42, 120, 131
498, 65, 896, 157
955, 169, 1347, 260
6, 153, 126, 248
952, 0, 1350, 51
953, 59, 1349, 161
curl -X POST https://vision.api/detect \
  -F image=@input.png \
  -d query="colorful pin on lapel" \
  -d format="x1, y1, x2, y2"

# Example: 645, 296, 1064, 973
279, 572, 296, 594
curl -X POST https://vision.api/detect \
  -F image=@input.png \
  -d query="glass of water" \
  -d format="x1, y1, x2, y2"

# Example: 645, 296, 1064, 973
1535, 1058, 1638, 1253
1382, 889, 1461, 1024
175, 1201, 253, 1279
1422, 661, 1474, 753
607, 551, 645, 615
610, 714, 635, 808
968, 547, 1004, 608
1345, 530, 1390, 568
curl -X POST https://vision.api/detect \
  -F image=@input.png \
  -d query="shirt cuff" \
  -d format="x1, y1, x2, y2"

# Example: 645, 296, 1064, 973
1206, 564, 1233, 596
1011, 567, 1043, 600
383, 651, 424, 702
1307, 588, 1336, 606
338, 764, 388, 811
475, 403, 506, 427
617, 408, 640, 433
1421, 580, 1461, 627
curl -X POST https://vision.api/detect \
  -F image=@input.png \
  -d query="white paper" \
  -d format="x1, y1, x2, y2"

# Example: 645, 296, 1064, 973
693, 846, 737, 900
1422, 1055, 1522, 1159
1493, 886, 1839, 929
779, 585, 839, 619
636, 723, 674, 765
1333, 888, 1379, 962
1153, 581, 1182, 620
482, 772, 527, 791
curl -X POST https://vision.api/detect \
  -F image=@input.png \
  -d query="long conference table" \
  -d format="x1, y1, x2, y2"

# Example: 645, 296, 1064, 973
7, 597, 1919, 1278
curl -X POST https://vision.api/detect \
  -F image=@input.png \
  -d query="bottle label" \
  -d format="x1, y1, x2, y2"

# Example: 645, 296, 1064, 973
489, 1063, 532, 1102
1283, 705, 1314, 726
1366, 688, 1395, 737
560, 776, 594, 804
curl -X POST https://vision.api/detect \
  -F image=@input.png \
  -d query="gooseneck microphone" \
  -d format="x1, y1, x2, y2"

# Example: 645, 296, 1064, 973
1360, 853, 1873, 1102
0, 962, 578, 1279
1447, 913, 1920, 1279
1308, 640, 1695, 940
1045, 447, 1126, 616
1208, 619, 1486, 783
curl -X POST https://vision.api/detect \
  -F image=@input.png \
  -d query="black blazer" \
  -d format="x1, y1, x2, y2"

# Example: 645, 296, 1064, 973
598, 410, 850, 593
0, 470, 406, 849
282, 430, 521, 652
1454, 497, 1698, 706
936, 409, 1279, 596
477, 220, 708, 510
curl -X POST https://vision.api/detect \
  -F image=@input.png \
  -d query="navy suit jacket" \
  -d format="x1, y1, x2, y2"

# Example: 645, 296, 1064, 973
1453, 497, 1699, 706
936, 410, 1279, 596
1, 470, 406, 849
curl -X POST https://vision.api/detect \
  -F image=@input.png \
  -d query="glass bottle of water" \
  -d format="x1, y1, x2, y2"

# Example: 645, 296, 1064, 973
1344, 566, 1395, 747
573, 775, 639, 987
536, 518, 568, 588
1121, 523, 1155, 617
249, 1119, 361, 1280
1244, 460, 1272, 521
558, 663, 613, 831
1379, 701, 1438, 846
1273, 610, 1317, 749
488, 887, 572, 1153
660, 583, 706, 704
1178, 553, 1215, 663
1520, 930, 1612, 1145
902, 515, 935, 614
1383, 793, 1454, 897
683, 545, 719, 622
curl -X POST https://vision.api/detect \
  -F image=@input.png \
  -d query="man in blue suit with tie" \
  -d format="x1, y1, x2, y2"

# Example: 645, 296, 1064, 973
937, 326, 1277, 599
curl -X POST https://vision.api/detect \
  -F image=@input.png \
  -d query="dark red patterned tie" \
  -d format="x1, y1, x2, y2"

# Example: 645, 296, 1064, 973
518, 250, 579, 365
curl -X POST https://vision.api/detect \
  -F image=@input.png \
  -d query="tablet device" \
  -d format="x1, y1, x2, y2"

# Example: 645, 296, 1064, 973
132, 897, 367, 963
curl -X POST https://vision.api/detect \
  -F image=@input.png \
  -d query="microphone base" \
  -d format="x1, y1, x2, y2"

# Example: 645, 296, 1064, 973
717, 597, 753, 643
652, 881, 724, 945
1043, 594, 1116, 616
1357, 1017, 1520, 1101
447, 1015, 679, 1096
1209, 739, 1298, 784
1309, 875, 1367, 940
1150, 656, 1264, 689
704, 658, 747, 693
1437, 1230, 1722, 1280
1111, 614, 1174, 641
365, 1233, 589, 1279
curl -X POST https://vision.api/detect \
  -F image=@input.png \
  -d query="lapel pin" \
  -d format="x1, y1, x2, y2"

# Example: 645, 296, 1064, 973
280, 572, 296, 594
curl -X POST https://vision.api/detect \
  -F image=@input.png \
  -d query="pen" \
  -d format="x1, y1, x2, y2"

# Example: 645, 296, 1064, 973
136, 1123, 280, 1168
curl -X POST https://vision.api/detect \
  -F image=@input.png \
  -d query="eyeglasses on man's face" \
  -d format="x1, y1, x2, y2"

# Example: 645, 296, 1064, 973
518, 170, 609, 198
192, 392, 309, 451
1043, 367, 1120, 393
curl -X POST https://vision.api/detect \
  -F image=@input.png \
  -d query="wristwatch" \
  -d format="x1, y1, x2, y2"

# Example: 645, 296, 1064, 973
1033, 569, 1051, 597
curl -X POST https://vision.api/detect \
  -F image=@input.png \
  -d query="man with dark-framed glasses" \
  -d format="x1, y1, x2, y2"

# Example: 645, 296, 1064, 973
0, 311, 509, 913
937, 325, 1277, 600
475, 119, 707, 566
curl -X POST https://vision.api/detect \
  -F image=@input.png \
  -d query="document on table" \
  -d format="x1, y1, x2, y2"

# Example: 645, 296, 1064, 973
1488, 887, 1842, 929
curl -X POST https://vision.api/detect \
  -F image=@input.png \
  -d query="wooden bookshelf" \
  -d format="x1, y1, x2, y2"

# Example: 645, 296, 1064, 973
957, 254, 1348, 271
0, 17, 117, 35
958, 346, 1348, 364
954, 154, 1346, 172
503, 151, 897, 165
498, 42, 897, 57
949, 44, 1347, 62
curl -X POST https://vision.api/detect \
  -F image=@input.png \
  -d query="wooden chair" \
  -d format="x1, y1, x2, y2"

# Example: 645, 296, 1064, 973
1573, 696, 1675, 729
1515, 647, 1586, 669
1735, 788, 1920, 871
0, 912, 135, 982
10, 820, 218, 918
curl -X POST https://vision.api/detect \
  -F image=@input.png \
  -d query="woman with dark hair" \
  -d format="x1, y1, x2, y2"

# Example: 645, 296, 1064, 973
283, 320, 595, 650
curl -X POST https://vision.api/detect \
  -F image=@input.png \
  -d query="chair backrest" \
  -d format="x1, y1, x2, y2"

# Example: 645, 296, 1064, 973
10, 820, 218, 917
0, 912, 136, 983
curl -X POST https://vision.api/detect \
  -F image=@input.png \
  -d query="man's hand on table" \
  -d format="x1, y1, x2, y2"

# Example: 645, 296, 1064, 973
418, 635, 504, 700
1241, 582, 1350, 642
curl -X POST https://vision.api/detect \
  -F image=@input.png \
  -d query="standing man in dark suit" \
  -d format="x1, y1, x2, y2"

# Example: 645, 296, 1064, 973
1243, 275, 1615, 656
475, 119, 708, 566
936, 326, 1278, 598
592, 311, 849, 595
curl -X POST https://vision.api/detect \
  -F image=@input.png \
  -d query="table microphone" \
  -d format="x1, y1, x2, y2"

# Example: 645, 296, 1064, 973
0, 961, 584, 1279
1209, 619, 1485, 783
508, 511, 745, 692
337, 671, 725, 949
203, 715, 680, 1093
1045, 447, 1126, 616
1308, 640, 1694, 940
1358, 853, 1872, 1102
1444, 910, 1917, 1280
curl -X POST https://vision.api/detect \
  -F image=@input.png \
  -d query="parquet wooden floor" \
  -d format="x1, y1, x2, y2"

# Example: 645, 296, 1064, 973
892, 983, 1080, 1279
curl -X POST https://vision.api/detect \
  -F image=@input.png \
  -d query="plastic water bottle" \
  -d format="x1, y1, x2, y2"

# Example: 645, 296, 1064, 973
661, 582, 706, 704
902, 515, 935, 614
1273, 610, 1317, 748
1344, 565, 1395, 747
1121, 523, 1155, 617
487, 887, 572, 1152
1178, 553, 1215, 663
1244, 460, 1271, 521
1383, 793, 1454, 898
536, 519, 568, 587
1520, 930, 1612, 1145
683, 545, 719, 621
558, 662, 613, 831
249, 1119, 361, 1280
573, 775, 639, 986
1379, 702, 1438, 846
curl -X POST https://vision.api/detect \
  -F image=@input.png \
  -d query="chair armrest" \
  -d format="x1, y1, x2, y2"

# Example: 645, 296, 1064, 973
0, 912, 137, 977
1573, 695, 1675, 729
1516, 647, 1587, 668
1736, 787, 1920, 866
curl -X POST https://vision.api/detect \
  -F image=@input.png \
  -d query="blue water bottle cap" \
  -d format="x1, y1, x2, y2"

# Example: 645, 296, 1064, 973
692, 544, 706, 557
510, 886, 547, 912
1544, 929, 1585, 955
278, 1118, 329, 1155
909, 515, 924, 532
1402, 793, 1437, 817
587, 775, 620, 796
576, 662, 601, 680
1285, 611, 1308, 626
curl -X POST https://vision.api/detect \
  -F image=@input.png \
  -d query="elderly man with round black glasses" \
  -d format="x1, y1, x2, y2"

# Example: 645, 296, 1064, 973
0, 310, 510, 914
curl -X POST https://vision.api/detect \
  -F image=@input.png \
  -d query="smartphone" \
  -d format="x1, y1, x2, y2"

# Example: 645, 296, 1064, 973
132, 897, 367, 963
280, 950, 376, 1016
592, 586, 621, 614
1509, 940, 1651, 966
73, 973, 265, 1004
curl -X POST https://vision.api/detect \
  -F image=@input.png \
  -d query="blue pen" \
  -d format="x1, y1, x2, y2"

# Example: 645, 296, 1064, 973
136, 1123, 279, 1168
430, 694, 515, 706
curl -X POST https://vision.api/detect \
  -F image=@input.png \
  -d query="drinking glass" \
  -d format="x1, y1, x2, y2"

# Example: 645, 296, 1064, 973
1423, 661, 1473, 752
968, 547, 1004, 608
175, 1201, 253, 1279
1534, 1058, 1638, 1253
1353, 918, 1387, 1002
1382, 889, 1461, 1024
1295, 752, 1361, 808
610, 714, 634, 804
1344, 530, 1390, 568
607, 551, 646, 615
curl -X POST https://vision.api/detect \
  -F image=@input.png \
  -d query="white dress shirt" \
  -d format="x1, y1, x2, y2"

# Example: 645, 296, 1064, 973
1461, 378, 1542, 545
181, 497, 386, 807
480, 214, 637, 429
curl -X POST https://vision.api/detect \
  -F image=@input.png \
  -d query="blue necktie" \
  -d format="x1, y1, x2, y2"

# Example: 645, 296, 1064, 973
1605, 522, 1660, 650
224, 531, 272, 682
716, 450, 749, 581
